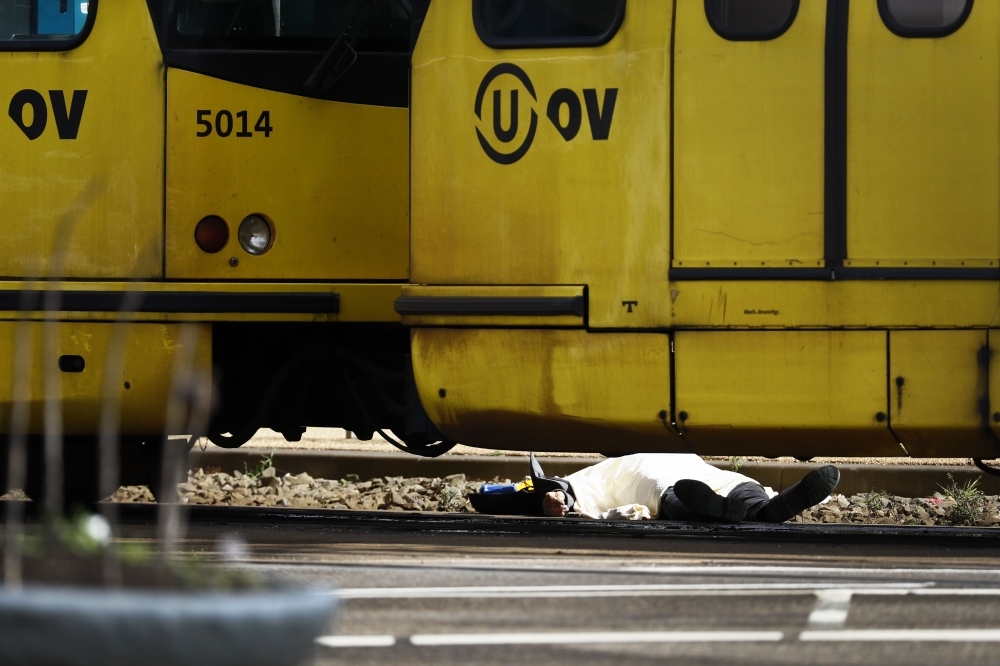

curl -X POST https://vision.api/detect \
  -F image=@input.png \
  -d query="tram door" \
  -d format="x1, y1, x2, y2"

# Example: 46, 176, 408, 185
672, 0, 826, 271
845, 0, 999, 270
0, 1, 164, 278
671, 1, 899, 455
847, 0, 1000, 457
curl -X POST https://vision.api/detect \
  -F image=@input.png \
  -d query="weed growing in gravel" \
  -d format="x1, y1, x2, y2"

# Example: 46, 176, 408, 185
442, 489, 464, 511
864, 490, 892, 513
729, 456, 745, 472
243, 454, 274, 480
940, 474, 986, 526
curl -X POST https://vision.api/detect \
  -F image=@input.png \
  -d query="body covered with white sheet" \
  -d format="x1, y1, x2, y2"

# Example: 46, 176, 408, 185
562, 454, 766, 520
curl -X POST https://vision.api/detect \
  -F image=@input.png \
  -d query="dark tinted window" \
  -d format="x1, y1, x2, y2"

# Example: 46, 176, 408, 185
144, 0, 411, 107
172, 0, 411, 52
0, 0, 95, 49
474, 0, 625, 48
705, 0, 798, 41
879, 0, 972, 37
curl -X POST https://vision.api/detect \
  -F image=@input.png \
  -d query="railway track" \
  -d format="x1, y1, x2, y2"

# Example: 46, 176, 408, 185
103, 503, 1000, 547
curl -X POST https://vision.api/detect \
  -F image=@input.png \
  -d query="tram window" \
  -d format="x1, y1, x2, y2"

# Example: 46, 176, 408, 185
473, 0, 625, 49
878, 0, 972, 38
0, 0, 94, 49
705, 0, 799, 41
148, 0, 412, 106
172, 0, 411, 53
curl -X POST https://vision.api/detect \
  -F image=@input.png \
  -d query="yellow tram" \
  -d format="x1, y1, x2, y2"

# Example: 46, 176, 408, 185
404, 0, 1000, 462
0, 0, 445, 505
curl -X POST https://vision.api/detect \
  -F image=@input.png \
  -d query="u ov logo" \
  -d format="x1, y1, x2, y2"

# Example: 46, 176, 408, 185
474, 63, 618, 165
8, 89, 88, 140
474, 64, 538, 165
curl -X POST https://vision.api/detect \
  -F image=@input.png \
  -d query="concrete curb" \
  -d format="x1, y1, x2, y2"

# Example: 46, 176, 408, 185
188, 449, 1000, 497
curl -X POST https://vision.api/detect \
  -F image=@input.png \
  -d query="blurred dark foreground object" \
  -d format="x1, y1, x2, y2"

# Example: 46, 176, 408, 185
0, 586, 337, 666
0, 515, 337, 666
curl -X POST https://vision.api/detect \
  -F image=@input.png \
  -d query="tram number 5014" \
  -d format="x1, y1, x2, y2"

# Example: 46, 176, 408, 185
196, 110, 272, 138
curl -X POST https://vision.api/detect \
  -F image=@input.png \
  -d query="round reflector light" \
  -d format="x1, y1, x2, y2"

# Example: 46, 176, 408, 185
238, 214, 272, 255
194, 215, 229, 254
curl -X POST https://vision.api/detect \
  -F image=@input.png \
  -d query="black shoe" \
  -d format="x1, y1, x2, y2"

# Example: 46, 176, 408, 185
756, 465, 840, 523
673, 480, 748, 523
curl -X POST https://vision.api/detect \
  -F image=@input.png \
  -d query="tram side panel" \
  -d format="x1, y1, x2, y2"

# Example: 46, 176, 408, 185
412, 329, 674, 454
0, 0, 187, 443
407, 0, 676, 452
151, 0, 420, 447
165, 71, 409, 280
668, 0, 899, 455
0, 0, 425, 503
410, 0, 672, 329
408, 0, 1000, 458
0, 0, 163, 278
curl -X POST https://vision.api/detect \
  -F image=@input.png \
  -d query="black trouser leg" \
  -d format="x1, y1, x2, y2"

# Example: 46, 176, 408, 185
726, 482, 771, 522
659, 487, 698, 520
756, 466, 841, 523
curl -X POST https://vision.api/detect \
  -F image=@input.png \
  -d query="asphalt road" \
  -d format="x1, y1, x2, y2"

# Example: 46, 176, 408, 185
132, 518, 1000, 666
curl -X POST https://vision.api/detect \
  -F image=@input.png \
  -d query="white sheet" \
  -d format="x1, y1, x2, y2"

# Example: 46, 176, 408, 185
563, 454, 768, 520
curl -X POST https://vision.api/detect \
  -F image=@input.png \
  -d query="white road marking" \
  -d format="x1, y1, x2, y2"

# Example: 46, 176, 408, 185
316, 629, 1000, 648
905, 588, 1000, 596
808, 609, 850, 624
409, 631, 784, 646
315, 635, 396, 648
800, 629, 1000, 642
807, 589, 853, 629
334, 582, 928, 599
622, 565, 1000, 577
241, 562, 1000, 578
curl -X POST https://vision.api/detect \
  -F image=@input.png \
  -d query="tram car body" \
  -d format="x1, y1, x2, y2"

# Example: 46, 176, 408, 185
405, 0, 1000, 459
0, 0, 439, 501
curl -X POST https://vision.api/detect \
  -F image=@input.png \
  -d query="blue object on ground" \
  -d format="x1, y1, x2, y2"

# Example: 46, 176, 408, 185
480, 483, 517, 494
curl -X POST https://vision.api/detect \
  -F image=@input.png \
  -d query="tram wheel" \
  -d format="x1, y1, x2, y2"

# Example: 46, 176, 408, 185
383, 431, 457, 458
974, 459, 1000, 477
208, 429, 258, 449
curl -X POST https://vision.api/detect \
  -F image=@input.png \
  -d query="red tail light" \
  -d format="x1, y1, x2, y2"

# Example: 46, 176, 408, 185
194, 215, 229, 254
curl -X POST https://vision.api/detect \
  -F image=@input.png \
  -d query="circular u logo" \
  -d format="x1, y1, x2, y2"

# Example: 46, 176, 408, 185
474, 64, 538, 165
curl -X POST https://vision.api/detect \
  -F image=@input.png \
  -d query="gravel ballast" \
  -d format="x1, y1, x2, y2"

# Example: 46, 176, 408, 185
793, 492, 1000, 527
106, 466, 1000, 527
116, 466, 479, 513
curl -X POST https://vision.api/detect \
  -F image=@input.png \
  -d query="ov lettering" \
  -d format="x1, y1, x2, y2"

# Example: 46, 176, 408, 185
8, 89, 88, 140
